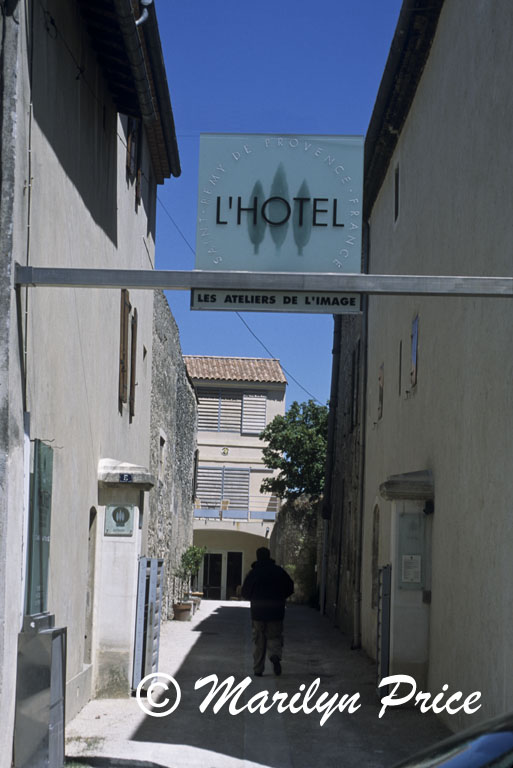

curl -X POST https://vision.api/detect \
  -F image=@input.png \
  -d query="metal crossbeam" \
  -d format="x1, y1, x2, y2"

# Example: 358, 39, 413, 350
14, 264, 513, 297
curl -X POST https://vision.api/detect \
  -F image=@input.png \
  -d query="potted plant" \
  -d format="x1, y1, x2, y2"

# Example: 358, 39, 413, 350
172, 564, 193, 620
173, 546, 206, 620
181, 545, 206, 599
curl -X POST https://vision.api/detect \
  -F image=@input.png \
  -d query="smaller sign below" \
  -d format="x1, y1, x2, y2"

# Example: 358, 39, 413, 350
401, 554, 422, 585
190, 289, 361, 314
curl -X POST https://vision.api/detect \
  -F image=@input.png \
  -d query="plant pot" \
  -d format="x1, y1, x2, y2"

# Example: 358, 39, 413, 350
173, 602, 192, 621
190, 596, 201, 611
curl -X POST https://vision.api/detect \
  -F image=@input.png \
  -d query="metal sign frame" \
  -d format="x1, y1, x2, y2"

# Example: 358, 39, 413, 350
14, 264, 513, 298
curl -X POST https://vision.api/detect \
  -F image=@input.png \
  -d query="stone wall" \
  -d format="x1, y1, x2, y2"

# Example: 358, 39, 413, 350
148, 291, 197, 619
322, 313, 364, 640
270, 496, 318, 606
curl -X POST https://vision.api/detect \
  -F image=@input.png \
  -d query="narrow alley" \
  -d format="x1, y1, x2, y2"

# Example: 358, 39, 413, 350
67, 600, 450, 768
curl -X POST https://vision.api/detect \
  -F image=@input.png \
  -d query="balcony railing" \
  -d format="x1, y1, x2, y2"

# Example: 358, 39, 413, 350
193, 494, 280, 522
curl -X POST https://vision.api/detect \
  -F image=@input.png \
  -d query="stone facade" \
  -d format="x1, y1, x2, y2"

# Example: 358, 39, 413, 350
270, 496, 318, 606
148, 291, 197, 618
321, 313, 364, 641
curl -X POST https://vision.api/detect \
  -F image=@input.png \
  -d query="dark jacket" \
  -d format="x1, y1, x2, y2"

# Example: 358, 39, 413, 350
241, 559, 294, 621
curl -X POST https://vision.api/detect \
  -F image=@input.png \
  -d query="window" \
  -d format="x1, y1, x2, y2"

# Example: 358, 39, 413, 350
398, 340, 403, 396
411, 315, 419, 387
25, 440, 53, 615
242, 393, 267, 434
197, 389, 267, 434
119, 289, 131, 407
129, 308, 138, 421
119, 289, 138, 417
158, 433, 167, 484
394, 165, 400, 222
378, 363, 384, 420
371, 506, 380, 609
195, 466, 250, 510
125, 117, 143, 206
350, 340, 360, 431
126, 117, 138, 177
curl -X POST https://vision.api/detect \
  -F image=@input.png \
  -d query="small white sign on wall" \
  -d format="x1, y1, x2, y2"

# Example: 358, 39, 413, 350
401, 554, 422, 584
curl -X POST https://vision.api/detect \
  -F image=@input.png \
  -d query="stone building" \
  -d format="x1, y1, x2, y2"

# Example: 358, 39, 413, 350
320, 313, 364, 643
184, 356, 286, 599
0, 1, 189, 764
323, 0, 513, 731
148, 291, 197, 618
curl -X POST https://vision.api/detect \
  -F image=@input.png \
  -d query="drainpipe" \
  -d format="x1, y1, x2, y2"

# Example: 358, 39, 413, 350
319, 314, 342, 614
352, 220, 370, 649
112, 0, 157, 123
135, 0, 153, 27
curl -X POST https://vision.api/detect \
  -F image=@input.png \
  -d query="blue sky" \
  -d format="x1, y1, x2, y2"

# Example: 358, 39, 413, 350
153, 0, 403, 407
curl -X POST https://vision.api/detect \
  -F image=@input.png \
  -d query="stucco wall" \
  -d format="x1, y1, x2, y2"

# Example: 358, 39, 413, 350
0, 5, 27, 761
148, 291, 197, 617
2, 0, 163, 729
361, 0, 513, 729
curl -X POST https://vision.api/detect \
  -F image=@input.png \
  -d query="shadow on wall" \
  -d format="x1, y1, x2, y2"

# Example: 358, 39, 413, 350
31, 2, 118, 246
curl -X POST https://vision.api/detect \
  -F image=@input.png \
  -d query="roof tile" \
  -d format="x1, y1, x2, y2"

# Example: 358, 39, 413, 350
183, 356, 287, 384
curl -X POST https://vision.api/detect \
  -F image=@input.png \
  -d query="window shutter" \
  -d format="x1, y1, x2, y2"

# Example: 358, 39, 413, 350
195, 466, 223, 508
222, 468, 250, 510
242, 393, 267, 434
197, 389, 220, 430
195, 466, 250, 511
196, 389, 243, 432
126, 118, 138, 176
119, 289, 131, 405
219, 391, 242, 432
129, 308, 138, 421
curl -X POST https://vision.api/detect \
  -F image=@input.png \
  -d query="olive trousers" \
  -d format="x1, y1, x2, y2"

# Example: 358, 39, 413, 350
252, 619, 283, 674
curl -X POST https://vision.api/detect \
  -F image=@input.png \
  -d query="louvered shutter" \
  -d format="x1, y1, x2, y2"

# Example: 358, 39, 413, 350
219, 391, 242, 432
129, 308, 138, 421
118, 289, 131, 404
222, 468, 250, 510
197, 390, 220, 430
242, 393, 267, 434
195, 466, 223, 507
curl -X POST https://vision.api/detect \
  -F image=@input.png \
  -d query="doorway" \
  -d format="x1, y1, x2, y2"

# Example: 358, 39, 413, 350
226, 552, 243, 599
202, 553, 222, 599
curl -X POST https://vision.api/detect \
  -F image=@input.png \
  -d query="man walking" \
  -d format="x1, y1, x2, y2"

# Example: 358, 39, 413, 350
241, 547, 294, 676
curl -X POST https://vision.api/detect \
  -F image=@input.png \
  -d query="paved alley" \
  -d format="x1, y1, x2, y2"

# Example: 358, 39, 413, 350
66, 600, 451, 768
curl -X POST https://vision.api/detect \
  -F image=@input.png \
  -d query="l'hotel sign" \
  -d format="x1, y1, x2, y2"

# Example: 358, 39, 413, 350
192, 133, 364, 314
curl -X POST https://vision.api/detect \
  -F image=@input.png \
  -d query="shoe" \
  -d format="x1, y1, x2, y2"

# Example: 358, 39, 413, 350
254, 670, 263, 677
270, 655, 281, 676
